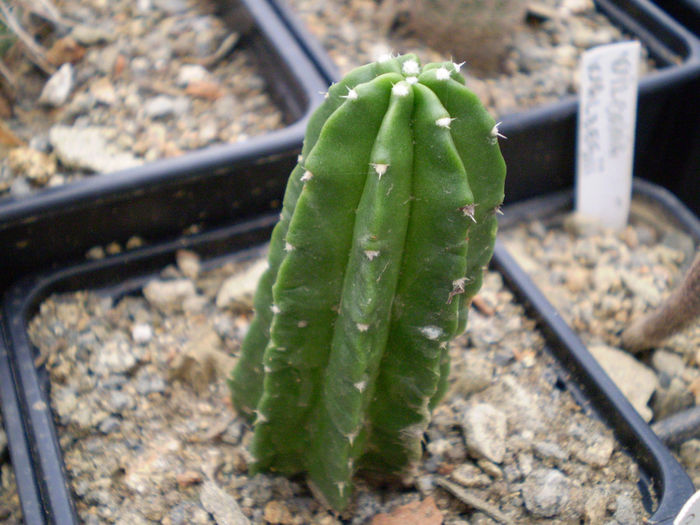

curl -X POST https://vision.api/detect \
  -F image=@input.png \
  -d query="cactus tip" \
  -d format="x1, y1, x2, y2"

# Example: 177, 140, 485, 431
402, 59, 421, 75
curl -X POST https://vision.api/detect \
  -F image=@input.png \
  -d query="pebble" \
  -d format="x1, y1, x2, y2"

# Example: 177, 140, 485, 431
652, 350, 686, 380
25, 255, 652, 523
7, 147, 56, 185
70, 24, 114, 45
589, 344, 658, 422
451, 464, 491, 488
131, 322, 153, 344
462, 403, 507, 463
521, 468, 571, 518
176, 64, 211, 86
144, 95, 178, 119
49, 125, 143, 173
142, 278, 197, 312
38, 63, 74, 107
216, 258, 267, 310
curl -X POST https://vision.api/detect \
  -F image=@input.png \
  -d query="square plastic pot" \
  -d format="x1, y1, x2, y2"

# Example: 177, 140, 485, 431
494, 178, 699, 524
270, 0, 700, 214
0, 180, 695, 524
0, 0, 328, 292
652, 0, 700, 35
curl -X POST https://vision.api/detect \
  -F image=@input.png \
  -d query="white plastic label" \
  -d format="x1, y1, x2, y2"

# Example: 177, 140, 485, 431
576, 41, 641, 230
675, 491, 700, 525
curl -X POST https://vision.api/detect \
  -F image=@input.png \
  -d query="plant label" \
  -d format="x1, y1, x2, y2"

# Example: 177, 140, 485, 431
576, 41, 640, 230
675, 490, 700, 525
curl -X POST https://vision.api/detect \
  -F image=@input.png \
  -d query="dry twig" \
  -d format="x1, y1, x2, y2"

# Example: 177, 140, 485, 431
0, 0, 55, 75
621, 252, 700, 352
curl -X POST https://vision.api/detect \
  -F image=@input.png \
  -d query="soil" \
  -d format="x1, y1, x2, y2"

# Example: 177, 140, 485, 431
0, 0, 284, 198
285, 0, 657, 116
500, 195, 700, 489
0, 419, 21, 524
23, 247, 652, 524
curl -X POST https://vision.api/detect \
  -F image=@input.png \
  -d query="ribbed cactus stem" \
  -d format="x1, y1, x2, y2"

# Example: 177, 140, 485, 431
229, 54, 506, 511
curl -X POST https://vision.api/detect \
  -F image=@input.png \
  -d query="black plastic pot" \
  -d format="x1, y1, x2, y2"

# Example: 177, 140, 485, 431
0, 0, 328, 292
0, 180, 695, 524
270, 0, 700, 215
652, 0, 700, 35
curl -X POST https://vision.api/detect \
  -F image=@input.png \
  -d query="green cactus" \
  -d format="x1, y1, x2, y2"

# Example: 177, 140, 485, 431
229, 54, 506, 511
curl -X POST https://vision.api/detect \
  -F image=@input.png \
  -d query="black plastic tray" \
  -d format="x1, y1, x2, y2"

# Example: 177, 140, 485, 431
270, 0, 700, 214
0, 0, 328, 292
495, 178, 699, 525
0, 181, 695, 524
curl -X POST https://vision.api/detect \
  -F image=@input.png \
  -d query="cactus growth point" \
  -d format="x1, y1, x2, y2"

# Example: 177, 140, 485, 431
229, 54, 506, 511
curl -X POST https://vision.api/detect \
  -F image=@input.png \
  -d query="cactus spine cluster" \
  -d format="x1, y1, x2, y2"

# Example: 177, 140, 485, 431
230, 54, 506, 511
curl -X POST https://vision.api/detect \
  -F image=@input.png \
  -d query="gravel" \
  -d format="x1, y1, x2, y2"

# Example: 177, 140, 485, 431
285, 0, 657, 116
0, 0, 284, 197
25, 250, 652, 523
0, 415, 21, 523
500, 196, 700, 488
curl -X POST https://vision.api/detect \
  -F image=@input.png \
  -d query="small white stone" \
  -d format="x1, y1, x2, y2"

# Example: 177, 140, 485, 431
364, 250, 380, 261
436, 117, 454, 129
392, 83, 410, 97
402, 59, 420, 75
420, 326, 443, 340
131, 323, 153, 345
301, 170, 313, 182
371, 163, 389, 178
39, 63, 74, 107
356, 323, 370, 332
436, 67, 451, 80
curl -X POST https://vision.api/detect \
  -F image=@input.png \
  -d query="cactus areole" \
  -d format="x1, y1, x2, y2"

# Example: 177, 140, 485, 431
229, 54, 506, 511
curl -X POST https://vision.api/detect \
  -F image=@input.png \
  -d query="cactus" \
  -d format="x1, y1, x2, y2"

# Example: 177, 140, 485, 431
229, 54, 506, 511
